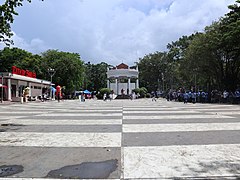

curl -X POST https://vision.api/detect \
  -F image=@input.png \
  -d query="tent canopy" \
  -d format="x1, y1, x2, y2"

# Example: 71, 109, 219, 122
83, 90, 91, 94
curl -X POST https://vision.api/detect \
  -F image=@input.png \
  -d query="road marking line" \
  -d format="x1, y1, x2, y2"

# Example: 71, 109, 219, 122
0, 132, 121, 147
124, 110, 199, 114
5, 119, 122, 125
123, 123, 240, 132
124, 144, 240, 179
35, 113, 122, 116
123, 114, 234, 119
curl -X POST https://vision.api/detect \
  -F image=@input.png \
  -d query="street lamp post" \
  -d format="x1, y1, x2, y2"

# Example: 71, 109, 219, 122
161, 72, 164, 93
1, 73, 3, 103
48, 68, 56, 100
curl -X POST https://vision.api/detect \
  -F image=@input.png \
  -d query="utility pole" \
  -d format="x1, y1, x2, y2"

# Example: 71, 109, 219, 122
195, 74, 197, 103
161, 72, 164, 92
48, 68, 56, 100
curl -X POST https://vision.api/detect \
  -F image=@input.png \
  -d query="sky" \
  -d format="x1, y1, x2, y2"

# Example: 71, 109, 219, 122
0, 0, 236, 65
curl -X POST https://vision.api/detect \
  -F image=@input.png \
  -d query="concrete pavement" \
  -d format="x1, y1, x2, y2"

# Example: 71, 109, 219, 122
0, 98, 240, 179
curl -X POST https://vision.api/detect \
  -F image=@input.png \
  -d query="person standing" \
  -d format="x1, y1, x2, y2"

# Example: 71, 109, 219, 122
56, 85, 61, 102
183, 91, 189, 104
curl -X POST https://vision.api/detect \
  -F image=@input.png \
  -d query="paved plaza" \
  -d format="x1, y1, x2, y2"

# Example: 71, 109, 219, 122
0, 98, 240, 179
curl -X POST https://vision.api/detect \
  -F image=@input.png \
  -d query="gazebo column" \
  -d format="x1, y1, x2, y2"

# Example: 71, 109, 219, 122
16, 81, 19, 97
7, 79, 12, 101
115, 78, 118, 95
28, 82, 31, 97
128, 77, 131, 94
136, 78, 139, 89
107, 79, 110, 89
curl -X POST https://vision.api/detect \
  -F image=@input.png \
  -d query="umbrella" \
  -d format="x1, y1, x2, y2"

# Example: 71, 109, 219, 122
83, 90, 91, 94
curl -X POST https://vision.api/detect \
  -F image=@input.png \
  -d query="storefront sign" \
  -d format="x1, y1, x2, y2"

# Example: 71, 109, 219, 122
12, 66, 36, 78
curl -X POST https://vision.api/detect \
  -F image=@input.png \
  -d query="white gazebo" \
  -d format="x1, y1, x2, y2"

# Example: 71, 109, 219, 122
106, 63, 139, 95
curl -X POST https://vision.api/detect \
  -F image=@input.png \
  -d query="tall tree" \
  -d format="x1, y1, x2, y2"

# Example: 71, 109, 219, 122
138, 52, 170, 92
218, 0, 240, 90
0, 47, 34, 72
41, 50, 85, 94
84, 62, 108, 92
167, 34, 199, 89
184, 31, 221, 91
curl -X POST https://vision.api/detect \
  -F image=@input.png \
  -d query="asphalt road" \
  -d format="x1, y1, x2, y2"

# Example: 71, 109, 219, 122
0, 98, 240, 179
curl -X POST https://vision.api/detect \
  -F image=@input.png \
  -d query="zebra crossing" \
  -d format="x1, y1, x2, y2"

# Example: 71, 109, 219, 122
0, 99, 240, 179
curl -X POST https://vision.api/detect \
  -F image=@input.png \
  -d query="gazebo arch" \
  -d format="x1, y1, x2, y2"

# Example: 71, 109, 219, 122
106, 63, 139, 95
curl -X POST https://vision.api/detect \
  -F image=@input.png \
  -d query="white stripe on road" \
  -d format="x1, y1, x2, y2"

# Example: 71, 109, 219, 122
0, 132, 121, 147
36, 113, 122, 116
124, 144, 240, 179
123, 114, 234, 119
6, 119, 122, 125
195, 108, 240, 112
60, 109, 122, 112
124, 110, 199, 114
0, 116, 26, 119
1, 179, 119, 180
123, 123, 240, 132
0, 112, 46, 114
209, 111, 240, 115
123, 108, 181, 111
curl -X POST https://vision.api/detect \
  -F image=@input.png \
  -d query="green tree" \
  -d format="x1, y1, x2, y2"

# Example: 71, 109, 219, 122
138, 52, 170, 92
218, 0, 240, 90
167, 33, 201, 89
179, 1, 240, 92
41, 50, 85, 94
0, 47, 37, 72
184, 32, 220, 91
84, 62, 108, 92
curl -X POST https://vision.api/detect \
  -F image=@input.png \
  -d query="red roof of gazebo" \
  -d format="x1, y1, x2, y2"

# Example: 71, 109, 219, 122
116, 63, 128, 69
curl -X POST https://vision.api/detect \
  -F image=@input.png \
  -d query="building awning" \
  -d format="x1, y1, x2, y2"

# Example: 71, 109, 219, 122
0, 84, 7, 88
2, 73, 54, 86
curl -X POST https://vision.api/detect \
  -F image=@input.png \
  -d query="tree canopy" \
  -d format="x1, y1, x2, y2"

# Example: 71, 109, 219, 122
139, 0, 240, 92
84, 62, 108, 92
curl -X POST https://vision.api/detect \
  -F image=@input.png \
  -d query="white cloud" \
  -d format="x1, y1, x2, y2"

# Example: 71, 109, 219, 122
4, 0, 236, 65
0, 32, 51, 54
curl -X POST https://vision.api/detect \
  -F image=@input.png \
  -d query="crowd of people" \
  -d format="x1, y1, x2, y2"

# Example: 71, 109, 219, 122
163, 88, 240, 104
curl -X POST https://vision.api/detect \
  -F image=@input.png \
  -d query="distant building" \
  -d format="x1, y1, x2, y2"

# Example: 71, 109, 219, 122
106, 63, 139, 95
0, 66, 53, 102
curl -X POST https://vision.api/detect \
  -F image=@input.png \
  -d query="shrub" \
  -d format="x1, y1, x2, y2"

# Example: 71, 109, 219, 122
139, 87, 148, 97
96, 93, 103, 99
100, 88, 111, 95
96, 88, 111, 99
132, 87, 148, 98
132, 88, 140, 94
146, 93, 151, 98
